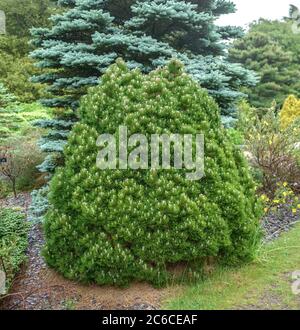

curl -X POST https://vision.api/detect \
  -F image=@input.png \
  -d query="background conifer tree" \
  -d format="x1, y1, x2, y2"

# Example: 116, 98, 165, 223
0, 0, 53, 37
31, 0, 256, 171
229, 19, 300, 109
0, 83, 15, 108
30, 0, 257, 221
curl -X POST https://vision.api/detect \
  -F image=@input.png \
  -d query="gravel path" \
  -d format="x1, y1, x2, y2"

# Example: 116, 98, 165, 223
0, 193, 299, 310
262, 206, 300, 242
0, 192, 32, 210
0, 193, 48, 309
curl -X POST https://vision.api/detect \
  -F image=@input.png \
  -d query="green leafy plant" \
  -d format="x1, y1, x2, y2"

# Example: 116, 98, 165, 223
0, 83, 16, 108
280, 95, 300, 129
0, 0, 53, 37
0, 180, 10, 199
243, 105, 300, 195
0, 102, 51, 142
261, 182, 300, 216
44, 60, 262, 287
235, 100, 259, 134
226, 128, 244, 146
0, 35, 47, 103
0, 134, 44, 197
0, 208, 29, 295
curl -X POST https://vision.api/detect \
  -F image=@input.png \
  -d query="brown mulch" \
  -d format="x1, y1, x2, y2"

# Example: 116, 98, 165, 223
0, 192, 32, 211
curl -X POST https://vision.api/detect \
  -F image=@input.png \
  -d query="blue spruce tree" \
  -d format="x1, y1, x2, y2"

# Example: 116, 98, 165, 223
30, 0, 257, 221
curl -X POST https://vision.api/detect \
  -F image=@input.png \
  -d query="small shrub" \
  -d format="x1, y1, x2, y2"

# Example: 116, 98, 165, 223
0, 134, 44, 197
0, 208, 29, 295
280, 95, 300, 129
28, 185, 50, 224
0, 180, 10, 199
261, 183, 300, 214
0, 102, 51, 142
226, 128, 244, 146
44, 60, 262, 287
235, 100, 258, 134
0, 35, 47, 103
244, 106, 300, 195
0, 83, 16, 108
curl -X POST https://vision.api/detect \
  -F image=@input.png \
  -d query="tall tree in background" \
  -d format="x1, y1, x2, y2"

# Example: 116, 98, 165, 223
0, 0, 54, 37
31, 0, 257, 120
229, 19, 300, 109
0, 36, 46, 102
0, 0, 54, 101
100, 0, 257, 119
29, 0, 256, 221
31, 0, 257, 169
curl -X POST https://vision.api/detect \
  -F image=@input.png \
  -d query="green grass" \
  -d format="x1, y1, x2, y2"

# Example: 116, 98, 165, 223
164, 223, 300, 310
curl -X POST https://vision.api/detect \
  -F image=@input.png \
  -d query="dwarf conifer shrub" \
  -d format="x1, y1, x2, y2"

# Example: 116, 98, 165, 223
30, 0, 257, 223
44, 60, 262, 287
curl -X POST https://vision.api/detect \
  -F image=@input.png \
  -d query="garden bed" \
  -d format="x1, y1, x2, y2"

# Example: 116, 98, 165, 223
262, 207, 300, 242
0, 194, 174, 310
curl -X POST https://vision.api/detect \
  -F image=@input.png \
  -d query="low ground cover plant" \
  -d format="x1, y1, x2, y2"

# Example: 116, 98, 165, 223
0, 208, 29, 295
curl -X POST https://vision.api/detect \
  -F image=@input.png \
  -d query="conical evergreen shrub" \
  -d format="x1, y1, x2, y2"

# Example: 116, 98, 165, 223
44, 60, 262, 286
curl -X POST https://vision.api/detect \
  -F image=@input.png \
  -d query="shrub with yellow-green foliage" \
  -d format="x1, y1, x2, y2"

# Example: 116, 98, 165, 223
0, 82, 51, 142
280, 95, 300, 129
0, 102, 51, 142
0, 36, 47, 103
44, 60, 262, 287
